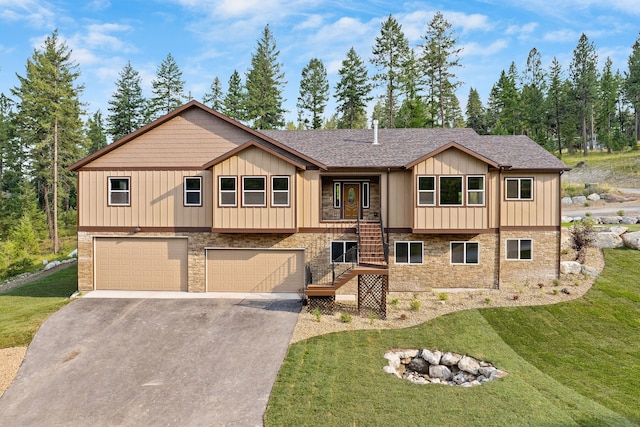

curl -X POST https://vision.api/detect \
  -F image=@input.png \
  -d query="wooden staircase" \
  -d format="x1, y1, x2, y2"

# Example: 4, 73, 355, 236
305, 221, 388, 297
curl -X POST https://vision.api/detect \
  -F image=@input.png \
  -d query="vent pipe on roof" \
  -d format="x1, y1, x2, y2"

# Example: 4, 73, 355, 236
373, 119, 379, 145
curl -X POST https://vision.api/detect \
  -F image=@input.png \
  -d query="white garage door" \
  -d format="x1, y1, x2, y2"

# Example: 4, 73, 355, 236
206, 249, 304, 293
95, 237, 188, 291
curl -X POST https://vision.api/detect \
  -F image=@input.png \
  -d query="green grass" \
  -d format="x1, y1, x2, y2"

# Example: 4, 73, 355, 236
561, 149, 640, 188
0, 264, 77, 348
265, 249, 640, 426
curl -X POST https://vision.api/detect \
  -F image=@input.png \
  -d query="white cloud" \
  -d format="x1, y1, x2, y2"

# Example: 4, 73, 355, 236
0, 0, 57, 28
293, 14, 323, 31
506, 22, 538, 36
459, 39, 509, 57
543, 29, 579, 43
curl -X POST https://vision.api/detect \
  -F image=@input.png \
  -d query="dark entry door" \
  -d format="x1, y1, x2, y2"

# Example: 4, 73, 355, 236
343, 183, 360, 219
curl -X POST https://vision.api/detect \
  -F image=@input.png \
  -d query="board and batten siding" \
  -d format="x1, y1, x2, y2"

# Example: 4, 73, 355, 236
297, 170, 321, 228
501, 172, 560, 227
212, 146, 296, 230
387, 171, 412, 228
412, 148, 490, 231
78, 170, 212, 228
86, 108, 251, 168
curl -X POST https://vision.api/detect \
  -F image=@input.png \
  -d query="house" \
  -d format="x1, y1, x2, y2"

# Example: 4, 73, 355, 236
69, 100, 570, 311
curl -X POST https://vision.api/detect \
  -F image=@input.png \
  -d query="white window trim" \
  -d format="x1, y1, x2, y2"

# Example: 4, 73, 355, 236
219, 176, 237, 207
108, 177, 130, 206
271, 175, 290, 207
394, 241, 424, 265
505, 238, 533, 261
450, 241, 480, 265
417, 175, 436, 206
466, 175, 485, 206
184, 177, 202, 207
333, 182, 341, 208
439, 175, 464, 206
242, 176, 266, 207
362, 182, 370, 209
505, 177, 534, 201
330, 240, 358, 264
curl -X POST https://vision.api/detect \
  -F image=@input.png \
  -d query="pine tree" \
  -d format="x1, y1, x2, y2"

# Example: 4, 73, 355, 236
597, 57, 621, 152
245, 25, 286, 129
371, 14, 410, 128
466, 87, 486, 134
334, 47, 372, 129
297, 58, 329, 129
421, 12, 463, 128
107, 61, 147, 141
521, 48, 547, 146
202, 76, 224, 110
0, 93, 25, 238
11, 29, 84, 253
222, 70, 246, 121
149, 53, 186, 120
396, 49, 427, 128
624, 32, 640, 141
547, 57, 566, 155
487, 66, 520, 134
570, 33, 599, 155
85, 110, 107, 154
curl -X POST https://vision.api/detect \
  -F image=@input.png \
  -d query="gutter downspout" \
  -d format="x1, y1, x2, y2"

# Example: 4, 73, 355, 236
386, 168, 390, 247
496, 167, 503, 289
558, 170, 565, 280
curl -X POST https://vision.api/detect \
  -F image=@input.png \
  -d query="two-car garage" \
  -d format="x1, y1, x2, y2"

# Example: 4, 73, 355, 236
93, 237, 304, 293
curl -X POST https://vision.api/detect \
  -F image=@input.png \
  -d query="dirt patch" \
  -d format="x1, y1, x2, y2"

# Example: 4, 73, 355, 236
291, 248, 604, 343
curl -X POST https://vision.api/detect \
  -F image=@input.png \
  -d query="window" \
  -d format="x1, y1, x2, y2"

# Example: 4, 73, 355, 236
271, 176, 290, 206
333, 182, 341, 208
362, 182, 370, 209
506, 178, 533, 200
219, 176, 237, 206
417, 176, 435, 206
330, 241, 358, 263
242, 176, 266, 206
467, 176, 485, 206
450, 242, 479, 264
506, 239, 532, 260
395, 241, 423, 264
184, 177, 202, 206
108, 177, 130, 206
439, 176, 463, 205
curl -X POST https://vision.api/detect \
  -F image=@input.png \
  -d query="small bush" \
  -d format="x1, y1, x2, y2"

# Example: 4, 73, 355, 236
570, 219, 594, 264
312, 308, 322, 322
340, 313, 352, 323
438, 292, 448, 301
553, 289, 559, 295
484, 297, 492, 305
552, 279, 561, 287
369, 312, 377, 325
409, 300, 421, 311
3, 257, 34, 279
585, 212, 592, 217
390, 298, 399, 306
617, 209, 625, 217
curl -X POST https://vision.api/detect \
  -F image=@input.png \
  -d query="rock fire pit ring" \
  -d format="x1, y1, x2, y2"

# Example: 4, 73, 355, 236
383, 349, 508, 386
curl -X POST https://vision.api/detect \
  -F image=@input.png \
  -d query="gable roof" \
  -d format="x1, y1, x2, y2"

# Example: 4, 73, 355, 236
262, 129, 570, 171
203, 140, 308, 170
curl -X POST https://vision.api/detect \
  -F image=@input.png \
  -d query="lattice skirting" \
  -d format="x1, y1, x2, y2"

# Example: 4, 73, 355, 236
358, 274, 388, 319
307, 295, 335, 314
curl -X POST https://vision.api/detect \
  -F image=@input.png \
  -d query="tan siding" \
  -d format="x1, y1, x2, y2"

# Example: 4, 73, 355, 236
213, 146, 296, 230
87, 109, 251, 168
297, 170, 321, 227
78, 170, 212, 228
412, 148, 490, 230
501, 172, 560, 227
387, 171, 412, 228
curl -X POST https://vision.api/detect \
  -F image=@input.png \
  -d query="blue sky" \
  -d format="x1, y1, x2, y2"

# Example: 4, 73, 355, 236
1, 0, 639, 127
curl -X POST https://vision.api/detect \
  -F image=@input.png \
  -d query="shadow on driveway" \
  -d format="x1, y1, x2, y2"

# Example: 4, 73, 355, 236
0, 297, 301, 426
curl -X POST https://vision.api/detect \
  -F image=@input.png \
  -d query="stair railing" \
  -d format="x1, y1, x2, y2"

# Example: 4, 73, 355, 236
378, 208, 389, 264
332, 245, 358, 286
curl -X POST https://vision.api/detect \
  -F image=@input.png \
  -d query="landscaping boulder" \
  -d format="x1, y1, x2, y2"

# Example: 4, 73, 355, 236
382, 365, 401, 377
479, 366, 497, 377
581, 265, 600, 277
620, 217, 638, 224
587, 193, 600, 201
440, 352, 462, 366
561, 197, 573, 205
600, 216, 621, 224
610, 226, 628, 236
407, 357, 430, 375
458, 356, 480, 375
560, 261, 582, 274
384, 352, 401, 368
68, 248, 78, 258
429, 365, 452, 381
421, 349, 442, 365
561, 215, 574, 223
592, 232, 624, 249
44, 260, 61, 271
621, 231, 640, 250
572, 195, 587, 204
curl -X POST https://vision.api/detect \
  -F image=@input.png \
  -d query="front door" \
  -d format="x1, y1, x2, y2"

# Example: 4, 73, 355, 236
343, 183, 360, 219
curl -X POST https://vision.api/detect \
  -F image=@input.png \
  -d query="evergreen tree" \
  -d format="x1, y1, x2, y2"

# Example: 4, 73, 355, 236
521, 48, 547, 146
149, 53, 186, 119
371, 14, 410, 128
202, 76, 224, 110
596, 58, 618, 151
334, 47, 372, 129
570, 33, 599, 155
11, 29, 84, 253
547, 57, 566, 155
0, 93, 25, 238
107, 61, 147, 141
297, 58, 329, 129
624, 32, 640, 141
421, 12, 463, 128
487, 65, 520, 134
85, 110, 107, 154
245, 25, 286, 129
396, 49, 427, 128
466, 87, 486, 134
222, 70, 246, 121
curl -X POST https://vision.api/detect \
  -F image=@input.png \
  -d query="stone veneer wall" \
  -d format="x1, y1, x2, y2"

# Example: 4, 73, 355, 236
77, 229, 559, 293
388, 233, 499, 291
321, 179, 380, 221
499, 230, 560, 284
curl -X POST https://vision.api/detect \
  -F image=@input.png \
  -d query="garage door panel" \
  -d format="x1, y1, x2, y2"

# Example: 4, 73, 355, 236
95, 238, 188, 291
207, 249, 304, 293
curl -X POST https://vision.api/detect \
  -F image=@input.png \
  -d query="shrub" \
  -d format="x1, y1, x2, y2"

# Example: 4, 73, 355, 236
409, 300, 421, 311
552, 279, 561, 287
3, 257, 34, 279
570, 219, 594, 264
390, 298, 399, 307
369, 312, 377, 325
340, 313, 352, 323
484, 297, 492, 305
312, 308, 322, 322
617, 209, 625, 217
438, 292, 448, 301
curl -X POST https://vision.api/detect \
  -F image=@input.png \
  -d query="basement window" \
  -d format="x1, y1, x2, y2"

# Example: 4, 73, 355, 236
450, 242, 479, 265
331, 241, 358, 264
395, 241, 423, 264
506, 239, 533, 260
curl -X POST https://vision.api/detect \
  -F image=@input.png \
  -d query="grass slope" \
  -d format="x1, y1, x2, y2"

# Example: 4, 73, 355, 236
265, 249, 639, 426
0, 265, 78, 348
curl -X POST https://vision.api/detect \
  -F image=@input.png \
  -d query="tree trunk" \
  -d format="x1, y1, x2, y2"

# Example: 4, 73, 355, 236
53, 118, 59, 254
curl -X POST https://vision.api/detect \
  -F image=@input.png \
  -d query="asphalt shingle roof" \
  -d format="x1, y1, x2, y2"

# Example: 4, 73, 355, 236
261, 129, 570, 171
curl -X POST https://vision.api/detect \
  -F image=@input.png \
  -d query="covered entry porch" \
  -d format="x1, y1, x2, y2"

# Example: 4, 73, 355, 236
321, 175, 381, 221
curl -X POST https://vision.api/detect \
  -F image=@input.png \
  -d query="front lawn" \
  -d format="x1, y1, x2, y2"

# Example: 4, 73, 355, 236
0, 265, 78, 348
265, 249, 640, 426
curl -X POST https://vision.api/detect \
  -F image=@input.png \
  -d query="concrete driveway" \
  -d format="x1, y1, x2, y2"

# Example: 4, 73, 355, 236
0, 297, 301, 426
